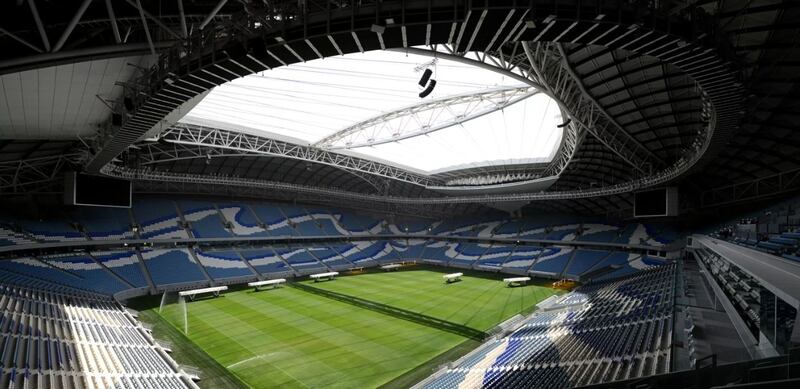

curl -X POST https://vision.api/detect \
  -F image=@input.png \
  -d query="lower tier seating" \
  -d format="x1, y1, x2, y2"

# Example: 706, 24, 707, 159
424, 264, 675, 389
0, 272, 196, 389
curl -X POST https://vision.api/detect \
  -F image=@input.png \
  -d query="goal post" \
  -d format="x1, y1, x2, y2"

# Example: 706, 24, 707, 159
159, 291, 189, 335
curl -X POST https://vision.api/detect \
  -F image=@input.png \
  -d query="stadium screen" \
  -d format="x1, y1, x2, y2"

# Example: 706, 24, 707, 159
634, 187, 678, 218
64, 172, 132, 208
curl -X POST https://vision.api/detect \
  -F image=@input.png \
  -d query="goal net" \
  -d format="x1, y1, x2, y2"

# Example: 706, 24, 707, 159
159, 291, 189, 334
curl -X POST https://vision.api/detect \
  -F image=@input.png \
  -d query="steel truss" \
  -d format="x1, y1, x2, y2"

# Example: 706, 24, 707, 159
147, 123, 438, 187
313, 86, 540, 150
700, 167, 800, 208
104, 159, 698, 204
0, 153, 84, 192
396, 45, 580, 180
69, 1, 740, 204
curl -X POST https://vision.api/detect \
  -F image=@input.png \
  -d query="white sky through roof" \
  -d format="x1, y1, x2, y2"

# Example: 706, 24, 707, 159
181, 50, 563, 174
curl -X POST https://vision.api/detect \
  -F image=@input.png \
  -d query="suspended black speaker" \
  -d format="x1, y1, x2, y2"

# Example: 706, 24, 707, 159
418, 79, 436, 98
418, 68, 433, 87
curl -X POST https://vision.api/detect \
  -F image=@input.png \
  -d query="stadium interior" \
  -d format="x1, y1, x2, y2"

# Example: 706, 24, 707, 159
0, 0, 799, 388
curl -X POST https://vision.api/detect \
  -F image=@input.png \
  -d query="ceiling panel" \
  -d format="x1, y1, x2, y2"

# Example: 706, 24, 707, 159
0, 55, 150, 140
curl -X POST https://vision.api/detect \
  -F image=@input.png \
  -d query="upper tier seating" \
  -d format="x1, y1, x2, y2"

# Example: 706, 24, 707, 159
132, 199, 189, 240
17, 219, 85, 242
332, 210, 386, 235
304, 207, 347, 236
279, 205, 325, 236
250, 204, 297, 236
69, 207, 134, 240
217, 203, 269, 237
178, 201, 231, 239
431, 218, 504, 237
0, 224, 37, 246
194, 249, 254, 280
0, 198, 679, 246
387, 220, 438, 235
425, 264, 675, 389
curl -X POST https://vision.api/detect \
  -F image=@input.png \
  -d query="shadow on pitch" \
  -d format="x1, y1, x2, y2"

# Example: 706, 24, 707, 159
289, 282, 487, 341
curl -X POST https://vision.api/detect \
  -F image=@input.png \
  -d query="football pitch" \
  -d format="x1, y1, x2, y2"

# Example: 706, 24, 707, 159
151, 268, 561, 388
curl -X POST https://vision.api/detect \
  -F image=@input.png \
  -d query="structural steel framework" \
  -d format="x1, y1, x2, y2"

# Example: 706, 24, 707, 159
0, 153, 85, 192
0, 1, 751, 206
313, 86, 540, 150
148, 123, 438, 187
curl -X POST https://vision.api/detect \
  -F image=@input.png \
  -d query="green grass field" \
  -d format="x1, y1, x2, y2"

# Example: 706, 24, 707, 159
151, 268, 561, 388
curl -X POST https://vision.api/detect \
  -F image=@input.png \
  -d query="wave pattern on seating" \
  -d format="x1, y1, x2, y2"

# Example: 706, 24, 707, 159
0, 199, 678, 246
139, 249, 205, 287
194, 250, 254, 280
425, 264, 675, 389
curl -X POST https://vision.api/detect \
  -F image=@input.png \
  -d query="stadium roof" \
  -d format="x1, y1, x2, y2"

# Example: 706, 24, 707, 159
180, 50, 563, 175
0, 0, 797, 217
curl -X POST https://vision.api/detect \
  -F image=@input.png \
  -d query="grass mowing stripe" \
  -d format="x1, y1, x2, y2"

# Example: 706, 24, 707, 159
308, 268, 562, 331
136, 310, 249, 389
220, 294, 392, 370
292, 282, 487, 340
148, 269, 561, 388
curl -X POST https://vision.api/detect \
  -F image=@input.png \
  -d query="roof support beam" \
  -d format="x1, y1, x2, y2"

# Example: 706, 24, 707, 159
0, 27, 43, 53
52, 0, 93, 53
104, 0, 122, 44
134, 0, 156, 57
123, 0, 182, 40
177, 0, 188, 38
26, 0, 50, 52
200, 0, 228, 30
553, 42, 665, 171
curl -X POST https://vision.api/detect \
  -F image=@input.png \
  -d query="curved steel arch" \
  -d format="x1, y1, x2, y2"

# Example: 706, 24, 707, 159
312, 85, 540, 150
83, 1, 743, 202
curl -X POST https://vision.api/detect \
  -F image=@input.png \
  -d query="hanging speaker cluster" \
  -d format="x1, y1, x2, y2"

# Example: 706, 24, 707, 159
417, 68, 437, 98
556, 118, 572, 128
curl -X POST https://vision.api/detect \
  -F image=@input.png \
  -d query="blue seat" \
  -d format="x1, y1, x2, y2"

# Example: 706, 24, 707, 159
239, 247, 291, 275
250, 204, 296, 236
280, 205, 325, 236
769, 237, 796, 246
565, 250, 611, 277
782, 254, 800, 263
140, 249, 205, 286
531, 248, 573, 274
307, 246, 352, 268
132, 199, 187, 239
93, 250, 148, 288
217, 203, 269, 237
502, 245, 543, 270
195, 250, 254, 279
178, 201, 231, 238
335, 211, 384, 235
